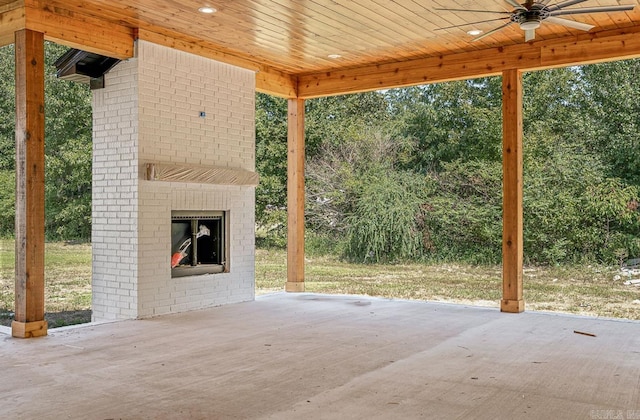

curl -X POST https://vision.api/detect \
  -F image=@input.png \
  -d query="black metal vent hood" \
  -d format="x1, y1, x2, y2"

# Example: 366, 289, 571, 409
54, 49, 121, 90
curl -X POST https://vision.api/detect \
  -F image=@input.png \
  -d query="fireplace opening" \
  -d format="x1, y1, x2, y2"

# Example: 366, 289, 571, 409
171, 210, 228, 277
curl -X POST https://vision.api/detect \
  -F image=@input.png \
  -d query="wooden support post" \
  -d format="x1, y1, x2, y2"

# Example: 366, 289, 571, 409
501, 69, 525, 313
286, 98, 305, 292
12, 29, 48, 338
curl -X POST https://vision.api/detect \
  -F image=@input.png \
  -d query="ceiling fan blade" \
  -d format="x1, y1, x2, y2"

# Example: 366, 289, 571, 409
472, 21, 515, 41
504, 0, 526, 10
545, 16, 594, 31
434, 8, 512, 15
550, 5, 635, 16
546, 0, 588, 12
435, 17, 510, 31
524, 29, 536, 41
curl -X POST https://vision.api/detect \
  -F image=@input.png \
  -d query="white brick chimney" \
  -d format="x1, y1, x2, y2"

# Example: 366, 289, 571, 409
91, 41, 256, 322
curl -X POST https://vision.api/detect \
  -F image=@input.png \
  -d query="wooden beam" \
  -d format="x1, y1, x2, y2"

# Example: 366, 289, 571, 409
137, 29, 297, 98
23, 1, 134, 59
286, 98, 305, 292
501, 69, 524, 314
297, 26, 640, 98
256, 71, 297, 99
13, 28, 47, 338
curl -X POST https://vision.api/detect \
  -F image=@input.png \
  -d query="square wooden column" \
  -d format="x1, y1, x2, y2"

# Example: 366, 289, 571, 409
286, 98, 305, 292
501, 69, 525, 313
12, 29, 48, 337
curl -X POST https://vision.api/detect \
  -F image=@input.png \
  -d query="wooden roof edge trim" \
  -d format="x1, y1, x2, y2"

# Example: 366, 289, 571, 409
137, 29, 297, 98
539, 26, 640, 69
0, 0, 23, 14
23, 4, 133, 59
297, 25, 640, 99
0, 7, 25, 47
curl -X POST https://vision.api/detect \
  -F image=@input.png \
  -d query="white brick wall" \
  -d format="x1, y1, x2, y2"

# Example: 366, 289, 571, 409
92, 41, 256, 321
92, 58, 139, 321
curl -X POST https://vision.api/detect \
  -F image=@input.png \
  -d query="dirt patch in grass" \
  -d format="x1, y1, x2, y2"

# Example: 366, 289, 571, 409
0, 310, 92, 329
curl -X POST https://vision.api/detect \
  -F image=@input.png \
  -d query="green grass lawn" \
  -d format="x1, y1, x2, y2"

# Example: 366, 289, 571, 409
256, 248, 640, 320
1, 240, 639, 327
0, 240, 92, 327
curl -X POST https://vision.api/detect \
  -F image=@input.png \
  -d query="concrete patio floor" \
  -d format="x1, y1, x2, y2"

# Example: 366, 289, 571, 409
1, 293, 639, 419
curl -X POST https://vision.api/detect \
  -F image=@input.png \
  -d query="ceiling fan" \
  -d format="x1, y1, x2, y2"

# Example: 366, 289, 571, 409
436, 0, 635, 42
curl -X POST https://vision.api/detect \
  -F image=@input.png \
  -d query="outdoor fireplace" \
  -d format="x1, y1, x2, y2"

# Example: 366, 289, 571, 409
91, 41, 257, 321
171, 210, 228, 277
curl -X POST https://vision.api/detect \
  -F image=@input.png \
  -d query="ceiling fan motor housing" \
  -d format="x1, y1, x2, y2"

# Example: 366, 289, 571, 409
514, 3, 551, 30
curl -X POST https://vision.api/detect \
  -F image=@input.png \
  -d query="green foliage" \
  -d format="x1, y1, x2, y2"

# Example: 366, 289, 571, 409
255, 206, 287, 249
578, 60, 640, 185
45, 135, 92, 239
421, 160, 503, 264
253, 62, 640, 266
305, 91, 391, 155
388, 78, 503, 172
43, 43, 93, 240
0, 43, 92, 240
344, 169, 426, 263
1, 41, 638, 265
522, 67, 583, 137
0, 45, 16, 239
585, 179, 640, 262
523, 128, 603, 263
255, 92, 396, 247
306, 126, 421, 262
305, 231, 344, 257
0, 45, 15, 172
521, 67, 640, 264
0, 170, 15, 237
255, 93, 288, 226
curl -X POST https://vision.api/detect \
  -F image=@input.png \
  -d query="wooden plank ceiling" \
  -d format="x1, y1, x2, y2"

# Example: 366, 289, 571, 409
1, 0, 640, 97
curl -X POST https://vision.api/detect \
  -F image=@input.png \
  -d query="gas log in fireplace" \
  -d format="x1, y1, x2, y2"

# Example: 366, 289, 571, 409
171, 210, 228, 277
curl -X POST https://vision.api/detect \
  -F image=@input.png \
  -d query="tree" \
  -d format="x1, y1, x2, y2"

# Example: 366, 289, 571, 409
0, 44, 16, 236
523, 127, 606, 263
388, 78, 503, 172
43, 43, 93, 239
0, 45, 15, 171
305, 91, 391, 156
306, 127, 425, 262
255, 91, 394, 247
522, 65, 640, 263
0, 42, 93, 240
254, 93, 289, 246
420, 159, 503, 264
578, 59, 640, 185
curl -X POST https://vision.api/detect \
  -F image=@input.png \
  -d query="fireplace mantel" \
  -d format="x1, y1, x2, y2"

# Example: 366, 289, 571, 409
144, 162, 259, 186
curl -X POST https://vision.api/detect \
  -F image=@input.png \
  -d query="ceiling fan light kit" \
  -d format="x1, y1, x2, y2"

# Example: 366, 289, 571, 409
436, 0, 635, 42
519, 19, 541, 30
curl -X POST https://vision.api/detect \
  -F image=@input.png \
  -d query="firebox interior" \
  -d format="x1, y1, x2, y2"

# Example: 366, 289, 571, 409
171, 210, 227, 277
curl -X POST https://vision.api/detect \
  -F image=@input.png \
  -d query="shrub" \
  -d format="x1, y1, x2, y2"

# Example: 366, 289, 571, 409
343, 169, 426, 263
0, 170, 14, 237
420, 160, 503, 264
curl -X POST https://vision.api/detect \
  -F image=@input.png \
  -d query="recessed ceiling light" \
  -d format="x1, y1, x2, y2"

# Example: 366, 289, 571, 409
328, 54, 342, 59
198, 6, 216, 14
467, 29, 483, 36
